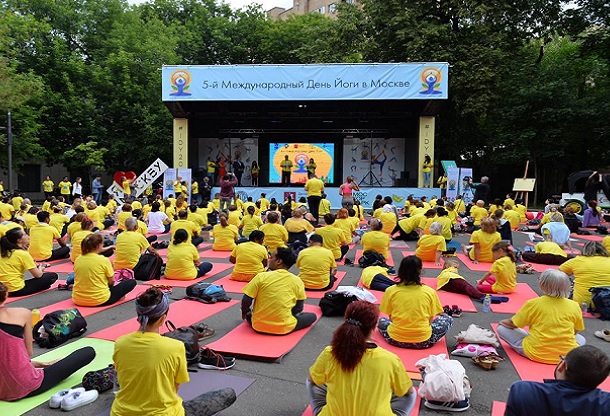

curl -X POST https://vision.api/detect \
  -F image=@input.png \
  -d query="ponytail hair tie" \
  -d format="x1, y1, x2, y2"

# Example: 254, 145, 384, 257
345, 318, 361, 326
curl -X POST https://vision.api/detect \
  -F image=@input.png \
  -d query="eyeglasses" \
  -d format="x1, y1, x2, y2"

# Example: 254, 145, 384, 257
558, 355, 565, 362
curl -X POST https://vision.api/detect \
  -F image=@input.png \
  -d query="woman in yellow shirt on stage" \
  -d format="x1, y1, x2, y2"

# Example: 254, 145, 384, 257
166, 229, 212, 280
212, 214, 239, 251
42, 176, 54, 199
72, 234, 136, 307
230, 231, 268, 282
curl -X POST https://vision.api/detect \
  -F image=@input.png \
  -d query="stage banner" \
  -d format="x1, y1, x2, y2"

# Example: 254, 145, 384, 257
177, 168, 192, 205
163, 63, 449, 101
459, 168, 475, 205
343, 137, 405, 188
446, 167, 460, 202
418, 116, 435, 187
173, 118, 188, 169
211, 186, 440, 210
197, 137, 259, 186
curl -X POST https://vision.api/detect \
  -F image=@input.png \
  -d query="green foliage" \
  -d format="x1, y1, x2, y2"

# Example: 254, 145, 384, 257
61, 141, 108, 172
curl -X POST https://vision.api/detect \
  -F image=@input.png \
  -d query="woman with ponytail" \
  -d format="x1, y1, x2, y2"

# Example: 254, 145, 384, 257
307, 301, 416, 416
166, 229, 212, 280
112, 287, 236, 415
0, 228, 58, 297
212, 213, 239, 251
239, 205, 263, 238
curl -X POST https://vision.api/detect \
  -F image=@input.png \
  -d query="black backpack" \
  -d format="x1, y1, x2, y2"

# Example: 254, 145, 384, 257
358, 250, 387, 268
319, 291, 358, 317
33, 308, 87, 348
163, 321, 201, 365
590, 287, 610, 320
133, 251, 163, 281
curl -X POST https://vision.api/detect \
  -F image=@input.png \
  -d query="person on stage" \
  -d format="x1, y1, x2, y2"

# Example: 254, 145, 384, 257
306, 158, 317, 179
280, 155, 293, 185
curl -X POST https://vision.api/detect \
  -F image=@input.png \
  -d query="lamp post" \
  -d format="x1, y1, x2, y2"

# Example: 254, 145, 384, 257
7, 110, 13, 192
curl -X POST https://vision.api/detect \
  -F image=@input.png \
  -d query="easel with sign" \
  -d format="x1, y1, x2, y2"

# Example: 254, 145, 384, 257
513, 161, 536, 209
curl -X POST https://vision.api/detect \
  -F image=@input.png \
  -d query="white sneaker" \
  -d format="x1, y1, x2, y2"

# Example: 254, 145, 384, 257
49, 388, 85, 409
594, 329, 610, 342
60, 389, 99, 411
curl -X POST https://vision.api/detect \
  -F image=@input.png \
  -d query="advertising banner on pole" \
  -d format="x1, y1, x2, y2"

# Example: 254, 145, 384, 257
446, 167, 460, 202
459, 168, 475, 205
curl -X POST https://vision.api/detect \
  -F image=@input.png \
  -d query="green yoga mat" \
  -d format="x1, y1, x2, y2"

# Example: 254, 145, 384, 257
0, 338, 115, 415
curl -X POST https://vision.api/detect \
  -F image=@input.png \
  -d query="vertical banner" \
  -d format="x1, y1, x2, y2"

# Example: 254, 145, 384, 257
343, 137, 405, 187
173, 118, 188, 169
177, 168, 192, 204
163, 169, 178, 199
459, 167, 475, 205
446, 167, 460, 202
418, 116, 435, 187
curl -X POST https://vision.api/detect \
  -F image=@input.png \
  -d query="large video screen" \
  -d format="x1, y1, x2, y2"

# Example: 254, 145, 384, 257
269, 143, 335, 184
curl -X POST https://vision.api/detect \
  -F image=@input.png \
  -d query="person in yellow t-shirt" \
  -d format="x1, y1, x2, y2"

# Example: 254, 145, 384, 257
463, 218, 501, 263
258, 193, 270, 212
111, 287, 237, 416
170, 210, 203, 247
308, 301, 416, 416
422, 154, 433, 188
117, 204, 133, 231
559, 241, 610, 307
279, 155, 293, 185
415, 222, 447, 265
0, 198, 15, 221
380, 211, 397, 235
59, 177, 71, 197
477, 241, 517, 294
73, 234, 136, 306
498, 269, 585, 364
49, 205, 70, 237
434, 207, 454, 241
359, 265, 395, 291
114, 218, 158, 270
24, 207, 40, 231
318, 193, 331, 217
187, 204, 206, 228
603, 235, 610, 253
11, 194, 23, 212
297, 234, 337, 290
42, 176, 55, 198
378, 255, 453, 348
361, 219, 390, 261
70, 219, 96, 263
211, 194, 221, 211
470, 200, 488, 227
259, 212, 288, 253
305, 175, 324, 223
435, 260, 487, 300
212, 214, 239, 251
230, 231, 268, 282
227, 206, 242, 227
28, 211, 70, 261
521, 233, 569, 265
503, 205, 521, 229
106, 194, 117, 215
0, 228, 59, 296
445, 202, 458, 227
242, 247, 315, 335
315, 214, 349, 261
354, 200, 365, 221
394, 213, 424, 241
239, 205, 263, 238
165, 229, 212, 280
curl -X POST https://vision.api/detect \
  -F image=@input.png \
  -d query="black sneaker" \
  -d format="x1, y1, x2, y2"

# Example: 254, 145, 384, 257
424, 399, 470, 412
344, 258, 354, 266
198, 347, 236, 370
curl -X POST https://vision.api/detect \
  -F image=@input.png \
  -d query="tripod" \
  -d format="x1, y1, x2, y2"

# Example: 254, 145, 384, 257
359, 136, 382, 187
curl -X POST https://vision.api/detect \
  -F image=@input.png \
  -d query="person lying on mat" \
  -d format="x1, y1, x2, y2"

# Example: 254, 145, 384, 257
229, 231, 268, 282
559, 241, 610, 308
111, 287, 237, 416
359, 265, 396, 292
377, 256, 453, 349
415, 222, 447, 266
241, 247, 316, 335
504, 345, 610, 416
521, 231, 570, 266
435, 260, 511, 303
497, 269, 585, 365
461, 218, 501, 264
476, 241, 517, 294
307, 301, 416, 416
0, 228, 59, 297
165, 229, 212, 281
72, 234, 137, 307
28, 211, 70, 262
259, 211, 288, 253
170, 209, 204, 247
212, 213, 239, 252
361, 219, 390, 261
114, 217, 160, 271
297, 234, 337, 291
0, 282, 95, 401
315, 214, 350, 262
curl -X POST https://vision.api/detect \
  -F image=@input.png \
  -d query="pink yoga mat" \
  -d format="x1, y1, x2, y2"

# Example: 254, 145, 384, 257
199, 249, 236, 259
402, 251, 444, 269
88, 299, 239, 342
355, 249, 394, 266
570, 233, 604, 242
492, 401, 506, 416
489, 283, 539, 314
207, 304, 321, 361
491, 324, 610, 391
455, 254, 493, 271
39, 288, 140, 318
524, 262, 560, 273
142, 263, 234, 287
371, 330, 449, 373
4, 280, 66, 304
45, 262, 75, 273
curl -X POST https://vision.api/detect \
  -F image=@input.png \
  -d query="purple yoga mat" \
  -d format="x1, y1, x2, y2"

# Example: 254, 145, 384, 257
98, 372, 255, 416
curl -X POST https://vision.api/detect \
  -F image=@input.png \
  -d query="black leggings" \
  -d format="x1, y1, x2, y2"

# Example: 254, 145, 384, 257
8, 273, 58, 297
246, 311, 317, 334
392, 225, 419, 241
339, 245, 349, 261
25, 347, 96, 398
305, 275, 337, 292
47, 247, 70, 261
147, 235, 158, 243
98, 280, 137, 306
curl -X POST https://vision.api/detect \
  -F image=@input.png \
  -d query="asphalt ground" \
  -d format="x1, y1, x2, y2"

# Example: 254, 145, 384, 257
8, 225, 610, 416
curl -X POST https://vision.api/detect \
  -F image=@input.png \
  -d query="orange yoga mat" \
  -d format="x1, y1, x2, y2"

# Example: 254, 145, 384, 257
4, 280, 65, 304
371, 330, 449, 373
489, 283, 539, 314
45, 261, 75, 274
38, 288, 140, 318
490, 323, 610, 391
206, 304, 321, 361
570, 233, 604, 242
87, 299, 239, 342
492, 401, 507, 415
199, 249, 238, 259
354, 249, 394, 266
455, 254, 493, 272
142, 262, 234, 287
402, 251, 444, 269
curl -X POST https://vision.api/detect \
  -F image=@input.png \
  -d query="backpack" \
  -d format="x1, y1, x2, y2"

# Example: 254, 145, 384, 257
163, 321, 201, 366
358, 250, 386, 268
289, 240, 309, 259
113, 268, 135, 285
133, 251, 163, 281
82, 364, 115, 393
590, 286, 610, 320
33, 308, 87, 348
185, 282, 231, 304
319, 290, 358, 317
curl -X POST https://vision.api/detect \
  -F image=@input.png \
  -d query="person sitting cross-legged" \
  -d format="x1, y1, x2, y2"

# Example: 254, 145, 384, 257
241, 247, 316, 335
297, 234, 337, 291
165, 229, 212, 281
229, 231, 268, 282
114, 217, 161, 271
28, 211, 70, 262
171, 209, 203, 247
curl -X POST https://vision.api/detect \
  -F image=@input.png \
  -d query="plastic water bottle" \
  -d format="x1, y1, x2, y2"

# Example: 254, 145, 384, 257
581, 302, 588, 314
482, 295, 491, 313
31, 309, 41, 326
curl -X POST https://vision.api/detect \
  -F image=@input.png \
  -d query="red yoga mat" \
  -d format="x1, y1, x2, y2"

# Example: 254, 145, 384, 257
142, 263, 234, 288
39, 288, 140, 318
199, 249, 237, 259
492, 401, 507, 416
354, 249, 394, 266
402, 251, 444, 269
206, 304, 321, 361
371, 330, 449, 373
455, 254, 493, 271
88, 299, 239, 342
4, 280, 66, 304
570, 233, 604, 242
523, 262, 560, 273
490, 323, 610, 391
489, 283, 539, 314
45, 261, 75, 274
